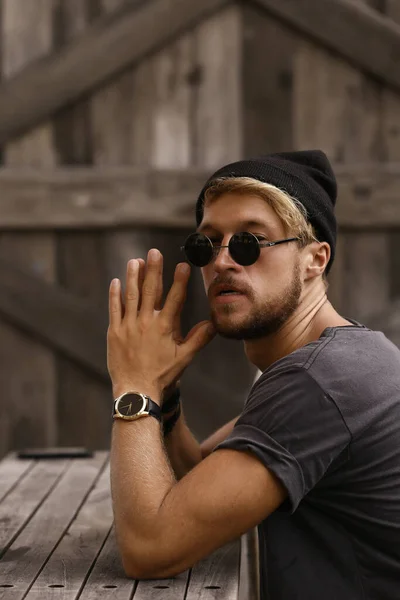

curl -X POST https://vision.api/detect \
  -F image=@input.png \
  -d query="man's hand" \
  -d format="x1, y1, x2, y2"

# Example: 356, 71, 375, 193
107, 248, 216, 403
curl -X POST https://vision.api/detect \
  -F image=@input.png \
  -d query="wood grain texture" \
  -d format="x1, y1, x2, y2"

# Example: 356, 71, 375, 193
1, 165, 400, 228
255, 0, 400, 92
54, 0, 112, 454
0, 460, 70, 557
185, 540, 240, 599
134, 571, 189, 599
242, 5, 297, 156
0, 0, 58, 460
238, 529, 260, 600
0, 452, 108, 600
0, 257, 107, 380
0, 454, 33, 503
0, 0, 231, 145
25, 463, 113, 600
77, 527, 136, 599
194, 6, 242, 169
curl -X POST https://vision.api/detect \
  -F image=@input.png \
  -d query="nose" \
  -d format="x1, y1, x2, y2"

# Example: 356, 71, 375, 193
212, 239, 241, 273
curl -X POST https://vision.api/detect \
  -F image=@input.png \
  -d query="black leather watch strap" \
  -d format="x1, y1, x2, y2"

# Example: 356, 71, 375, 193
147, 397, 162, 422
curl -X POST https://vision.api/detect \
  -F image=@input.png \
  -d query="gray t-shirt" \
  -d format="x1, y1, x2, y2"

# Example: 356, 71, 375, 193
215, 321, 400, 599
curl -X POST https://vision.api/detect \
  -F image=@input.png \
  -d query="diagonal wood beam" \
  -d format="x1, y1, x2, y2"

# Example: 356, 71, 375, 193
253, 0, 400, 91
0, 257, 109, 381
0, 0, 230, 145
0, 165, 400, 229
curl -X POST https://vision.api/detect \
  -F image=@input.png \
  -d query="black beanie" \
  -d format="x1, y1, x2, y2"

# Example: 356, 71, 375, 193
195, 150, 337, 274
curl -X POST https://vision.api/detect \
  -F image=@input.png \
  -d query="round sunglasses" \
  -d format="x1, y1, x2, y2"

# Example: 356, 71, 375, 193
180, 232, 300, 267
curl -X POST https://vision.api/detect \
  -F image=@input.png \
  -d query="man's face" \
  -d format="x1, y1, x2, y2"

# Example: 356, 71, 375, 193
199, 193, 303, 340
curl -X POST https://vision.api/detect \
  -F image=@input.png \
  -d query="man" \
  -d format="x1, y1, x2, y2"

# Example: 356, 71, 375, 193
107, 150, 400, 599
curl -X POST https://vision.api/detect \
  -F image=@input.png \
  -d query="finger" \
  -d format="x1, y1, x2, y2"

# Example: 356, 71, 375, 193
140, 249, 163, 315
120, 284, 126, 319
183, 320, 216, 355
155, 256, 164, 311
124, 259, 140, 318
162, 262, 190, 325
137, 259, 146, 311
109, 279, 122, 328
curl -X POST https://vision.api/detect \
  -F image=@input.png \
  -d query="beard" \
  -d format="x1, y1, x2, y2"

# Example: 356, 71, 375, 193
210, 262, 302, 341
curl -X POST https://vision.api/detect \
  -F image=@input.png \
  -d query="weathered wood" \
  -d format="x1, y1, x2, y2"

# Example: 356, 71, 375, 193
255, 0, 400, 93
239, 529, 260, 600
0, 257, 108, 380
0, 452, 108, 599
134, 572, 189, 599
185, 540, 240, 599
0, 459, 70, 556
76, 526, 136, 599
0, 454, 33, 503
242, 5, 297, 156
194, 7, 242, 168
381, 1, 400, 310
1, 165, 400, 228
0, 0, 58, 460
366, 297, 400, 347
0, 167, 205, 229
54, 0, 112, 453
0, 0, 231, 146
25, 463, 113, 600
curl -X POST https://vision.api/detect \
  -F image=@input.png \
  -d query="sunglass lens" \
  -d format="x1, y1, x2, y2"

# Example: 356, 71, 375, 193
184, 233, 213, 267
230, 232, 260, 266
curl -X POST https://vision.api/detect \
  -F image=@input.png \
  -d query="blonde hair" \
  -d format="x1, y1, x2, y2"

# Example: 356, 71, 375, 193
203, 177, 319, 247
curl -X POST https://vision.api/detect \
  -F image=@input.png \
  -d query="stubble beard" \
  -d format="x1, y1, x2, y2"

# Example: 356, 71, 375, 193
211, 263, 302, 341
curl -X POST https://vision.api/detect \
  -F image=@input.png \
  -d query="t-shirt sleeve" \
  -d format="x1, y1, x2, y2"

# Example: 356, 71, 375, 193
213, 365, 351, 513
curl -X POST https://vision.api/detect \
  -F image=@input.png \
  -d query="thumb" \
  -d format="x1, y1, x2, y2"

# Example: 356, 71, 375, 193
183, 320, 216, 354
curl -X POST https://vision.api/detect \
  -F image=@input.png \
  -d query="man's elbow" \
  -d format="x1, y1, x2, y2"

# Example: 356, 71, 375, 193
119, 538, 187, 581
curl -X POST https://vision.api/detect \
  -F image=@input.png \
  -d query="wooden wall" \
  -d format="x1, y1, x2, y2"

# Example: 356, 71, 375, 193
1, 0, 400, 457
0, 0, 256, 458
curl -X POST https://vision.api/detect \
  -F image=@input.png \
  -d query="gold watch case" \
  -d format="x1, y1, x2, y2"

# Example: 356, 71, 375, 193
113, 391, 151, 421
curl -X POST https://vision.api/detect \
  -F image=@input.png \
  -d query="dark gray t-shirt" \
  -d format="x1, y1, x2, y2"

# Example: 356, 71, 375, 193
215, 321, 400, 599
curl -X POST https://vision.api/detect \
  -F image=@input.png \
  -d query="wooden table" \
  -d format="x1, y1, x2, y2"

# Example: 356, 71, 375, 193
0, 451, 259, 599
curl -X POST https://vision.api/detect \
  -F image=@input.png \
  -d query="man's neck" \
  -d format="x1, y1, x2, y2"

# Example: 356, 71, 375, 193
244, 289, 353, 372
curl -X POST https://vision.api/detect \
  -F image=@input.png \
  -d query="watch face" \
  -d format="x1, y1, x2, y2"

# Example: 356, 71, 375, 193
116, 393, 145, 417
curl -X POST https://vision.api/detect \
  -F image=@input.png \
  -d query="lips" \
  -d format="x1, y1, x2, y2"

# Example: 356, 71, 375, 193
212, 284, 246, 298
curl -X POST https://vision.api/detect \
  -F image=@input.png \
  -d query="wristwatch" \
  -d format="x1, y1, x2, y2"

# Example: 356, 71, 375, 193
112, 391, 162, 423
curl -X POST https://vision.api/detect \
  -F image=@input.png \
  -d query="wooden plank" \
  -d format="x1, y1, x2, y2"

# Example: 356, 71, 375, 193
0, 257, 108, 380
185, 540, 240, 600
0, 459, 70, 557
254, 0, 400, 92
238, 529, 260, 600
134, 571, 189, 599
194, 7, 242, 168
0, 167, 206, 229
381, 1, 400, 307
0, 454, 33, 503
0, 0, 58, 460
242, 5, 297, 156
292, 33, 386, 321
77, 527, 136, 600
0, 452, 108, 600
2, 165, 400, 229
54, 0, 112, 454
0, 0, 231, 146
293, 42, 382, 162
343, 233, 390, 319
24, 463, 113, 600
366, 297, 400, 347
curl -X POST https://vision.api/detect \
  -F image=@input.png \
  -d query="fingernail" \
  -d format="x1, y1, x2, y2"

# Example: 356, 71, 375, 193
149, 249, 160, 260
129, 259, 138, 270
111, 278, 119, 288
179, 263, 190, 275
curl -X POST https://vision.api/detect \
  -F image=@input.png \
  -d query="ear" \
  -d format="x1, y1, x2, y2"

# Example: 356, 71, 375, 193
303, 242, 330, 281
